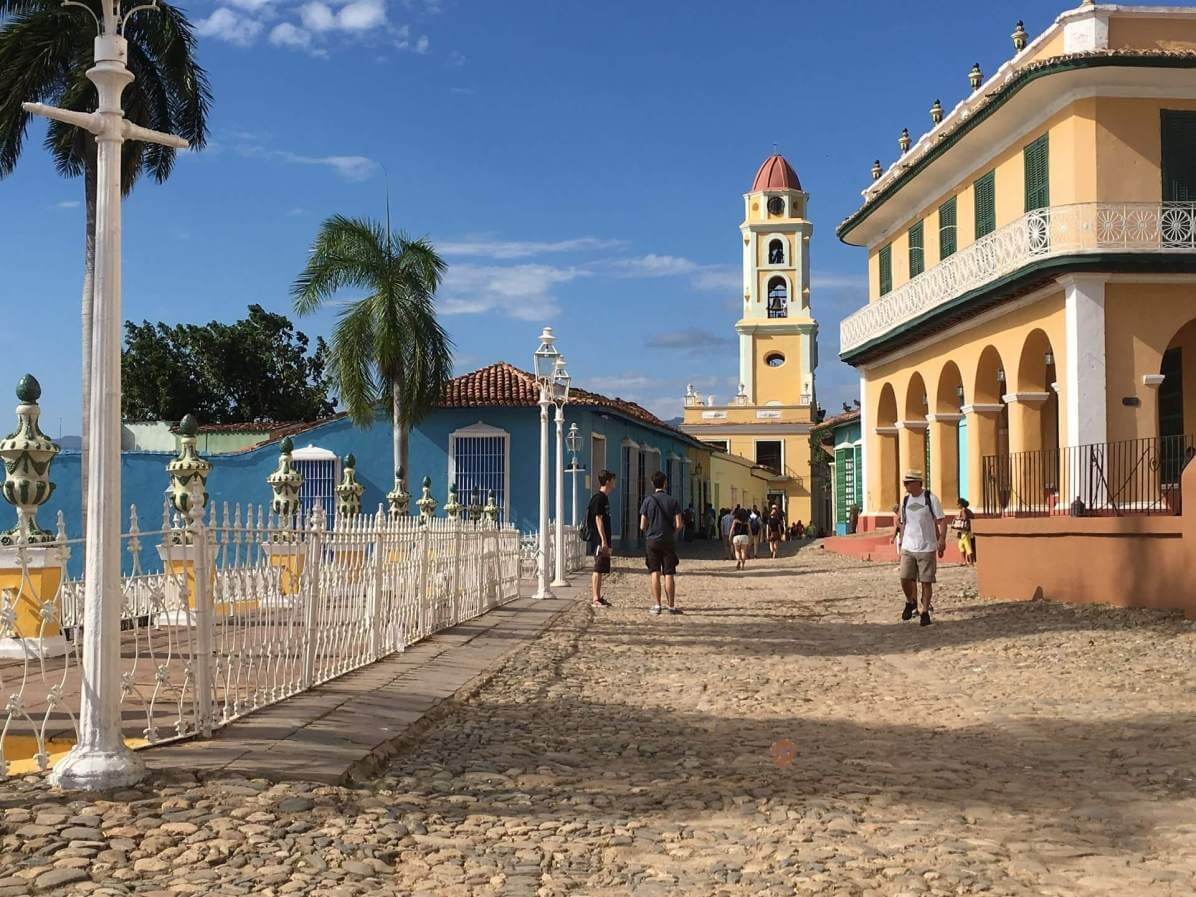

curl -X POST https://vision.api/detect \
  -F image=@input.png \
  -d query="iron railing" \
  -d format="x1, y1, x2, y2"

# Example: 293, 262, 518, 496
981, 434, 1196, 517
841, 202, 1196, 354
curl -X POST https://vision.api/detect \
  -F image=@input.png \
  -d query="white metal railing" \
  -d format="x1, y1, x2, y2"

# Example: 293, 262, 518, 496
840, 202, 1196, 354
519, 524, 585, 581
0, 502, 523, 776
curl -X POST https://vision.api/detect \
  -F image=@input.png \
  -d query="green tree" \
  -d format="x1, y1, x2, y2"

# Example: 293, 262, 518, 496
122, 305, 337, 423
292, 214, 453, 480
0, 0, 211, 516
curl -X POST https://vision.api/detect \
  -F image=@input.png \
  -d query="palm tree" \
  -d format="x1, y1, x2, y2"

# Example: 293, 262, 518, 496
293, 214, 453, 482
0, 0, 210, 526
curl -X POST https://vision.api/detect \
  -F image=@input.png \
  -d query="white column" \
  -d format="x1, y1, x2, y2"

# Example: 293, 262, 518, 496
534, 385, 554, 600
552, 405, 567, 588
1062, 274, 1107, 448
858, 372, 872, 514
50, 36, 145, 791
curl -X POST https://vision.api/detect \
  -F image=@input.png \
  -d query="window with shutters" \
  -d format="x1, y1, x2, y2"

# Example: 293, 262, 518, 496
293, 446, 339, 523
974, 171, 996, 239
835, 449, 849, 526
939, 197, 957, 259
1024, 134, 1049, 211
878, 244, 893, 296
908, 220, 925, 278
450, 424, 509, 522
1162, 110, 1196, 201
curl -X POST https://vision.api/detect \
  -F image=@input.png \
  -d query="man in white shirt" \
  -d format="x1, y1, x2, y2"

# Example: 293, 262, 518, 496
895, 470, 947, 626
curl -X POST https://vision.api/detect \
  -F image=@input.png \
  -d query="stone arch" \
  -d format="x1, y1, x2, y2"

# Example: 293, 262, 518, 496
875, 382, 900, 512
1159, 317, 1196, 485
933, 362, 966, 504
973, 345, 1010, 512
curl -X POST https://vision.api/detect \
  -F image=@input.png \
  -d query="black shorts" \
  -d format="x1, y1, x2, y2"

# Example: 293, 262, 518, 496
645, 539, 679, 575
590, 542, 611, 574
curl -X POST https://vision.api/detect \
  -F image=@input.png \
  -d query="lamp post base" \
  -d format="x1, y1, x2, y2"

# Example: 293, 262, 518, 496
50, 742, 146, 791
550, 576, 568, 588
532, 585, 556, 600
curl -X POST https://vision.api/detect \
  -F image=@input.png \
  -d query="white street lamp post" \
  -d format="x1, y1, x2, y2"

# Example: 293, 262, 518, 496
26, 1, 189, 792
532, 328, 560, 600
551, 356, 571, 588
566, 423, 582, 527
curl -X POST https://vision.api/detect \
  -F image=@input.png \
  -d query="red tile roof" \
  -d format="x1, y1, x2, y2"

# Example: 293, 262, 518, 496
439, 362, 695, 443
751, 153, 802, 192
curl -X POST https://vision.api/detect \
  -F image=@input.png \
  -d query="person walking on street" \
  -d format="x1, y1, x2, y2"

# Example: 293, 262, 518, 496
730, 504, 751, 569
952, 497, 976, 565
896, 470, 947, 626
766, 504, 784, 559
640, 471, 684, 615
749, 505, 762, 558
586, 469, 616, 608
720, 507, 735, 559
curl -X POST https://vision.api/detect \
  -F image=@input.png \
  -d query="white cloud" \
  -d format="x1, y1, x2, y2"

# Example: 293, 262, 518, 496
611, 254, 700, 277
269, 22, 312, 49
300, 2, 336, 31
196, 8, 264, 45
236, 143, 378, 181
691, 267, 740, 292
439, 236, 625, 260
55, 200, 81, 209
301, 0, 386, 33
227, 0, 274, 11
414, 34, 429, 52
439, 264, 588, 320
446, 49, 466, 66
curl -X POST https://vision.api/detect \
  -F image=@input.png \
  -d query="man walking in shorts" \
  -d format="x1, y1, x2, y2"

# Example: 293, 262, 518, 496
640, 470, 684, 615
586, 470, 616, 608
896, 470, 946, 626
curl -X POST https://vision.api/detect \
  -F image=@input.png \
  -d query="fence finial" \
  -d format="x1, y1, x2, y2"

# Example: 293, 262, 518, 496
0, 374, 61, 546
387, 466, 410, 517
335, 453, 364, 518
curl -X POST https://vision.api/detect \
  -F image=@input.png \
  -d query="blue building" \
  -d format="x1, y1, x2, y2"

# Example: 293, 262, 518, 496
35, 363, 712, 564
811, 410, 862, 536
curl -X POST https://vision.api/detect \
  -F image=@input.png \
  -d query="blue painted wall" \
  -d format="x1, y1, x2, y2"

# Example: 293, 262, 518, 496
30, 404, 703, 574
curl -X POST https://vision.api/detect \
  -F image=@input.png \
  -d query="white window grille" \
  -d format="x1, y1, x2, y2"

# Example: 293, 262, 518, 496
449, 423, 510, 522
292, 445, 339, 522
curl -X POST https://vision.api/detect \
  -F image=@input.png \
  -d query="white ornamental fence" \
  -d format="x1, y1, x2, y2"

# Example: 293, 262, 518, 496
0, 502, 585, 777
840, 201, 1196, 354
519, 524, 585, 581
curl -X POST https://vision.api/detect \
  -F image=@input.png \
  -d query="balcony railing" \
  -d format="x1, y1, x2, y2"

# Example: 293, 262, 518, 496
840, 202, 1196, 355
980, 433, 1196, 517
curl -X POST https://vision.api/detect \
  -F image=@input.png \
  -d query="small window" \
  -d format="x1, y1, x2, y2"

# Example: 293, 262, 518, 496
765, 352, 786, 368
452, 430, 508, 522
939, 197, 957, 259
293, 447, 338, 522
1024, 134, 1049, 212
974, 171, 996, 239
704, 440, 729, 453
756, 441, 783, 475
878, 244, 893, 296
767, 277, 788, 318
908, 220, 925, 278
767, 238, 785, 265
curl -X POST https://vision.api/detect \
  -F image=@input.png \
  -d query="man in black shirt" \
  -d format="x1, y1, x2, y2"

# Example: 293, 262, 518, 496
586, 469, 616, 607
639, 470, 684, 615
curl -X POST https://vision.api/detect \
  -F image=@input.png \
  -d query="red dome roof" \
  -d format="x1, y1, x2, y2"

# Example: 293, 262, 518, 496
751, 154, 802, 192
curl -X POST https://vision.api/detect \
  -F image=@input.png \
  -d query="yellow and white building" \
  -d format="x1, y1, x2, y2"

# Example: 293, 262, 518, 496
838, 1, 1196, 528
683, 154, 819, 522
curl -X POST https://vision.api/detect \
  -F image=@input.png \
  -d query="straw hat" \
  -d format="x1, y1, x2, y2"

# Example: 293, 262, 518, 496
902, 470, 924, 483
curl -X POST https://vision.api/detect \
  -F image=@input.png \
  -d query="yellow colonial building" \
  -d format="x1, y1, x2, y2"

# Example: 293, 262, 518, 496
839, 1, 1196, 529
683, 154, 819, 523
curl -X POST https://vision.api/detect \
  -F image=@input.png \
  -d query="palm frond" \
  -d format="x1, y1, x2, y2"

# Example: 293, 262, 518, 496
292, 215, 390, 315
330, 299, 380, 428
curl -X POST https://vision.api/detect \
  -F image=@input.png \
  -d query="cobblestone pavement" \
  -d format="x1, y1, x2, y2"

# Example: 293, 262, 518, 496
3, 542, 1195, 896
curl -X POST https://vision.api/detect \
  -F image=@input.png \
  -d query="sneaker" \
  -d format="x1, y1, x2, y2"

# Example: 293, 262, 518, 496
666, 606, 682, 615
901, 602, 916, 621
649, 605, 662, 615
920, 611, 932, 627
598, 596, 612, 606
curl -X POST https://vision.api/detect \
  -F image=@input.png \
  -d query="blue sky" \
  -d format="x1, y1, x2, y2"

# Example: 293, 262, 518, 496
0, 0, 1078, 435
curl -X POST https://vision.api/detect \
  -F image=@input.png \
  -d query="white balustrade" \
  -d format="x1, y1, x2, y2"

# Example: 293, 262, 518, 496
840, 202, 1196, 355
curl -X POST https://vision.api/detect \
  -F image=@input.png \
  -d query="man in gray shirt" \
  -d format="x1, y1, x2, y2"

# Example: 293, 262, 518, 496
639, 470, 684, 615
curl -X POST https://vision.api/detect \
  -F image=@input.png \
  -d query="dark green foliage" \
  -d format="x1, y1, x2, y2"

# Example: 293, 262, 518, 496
122, 305, 337, 423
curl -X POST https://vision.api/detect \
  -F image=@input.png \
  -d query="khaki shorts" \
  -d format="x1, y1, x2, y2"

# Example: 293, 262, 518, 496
899, 550, 937, 583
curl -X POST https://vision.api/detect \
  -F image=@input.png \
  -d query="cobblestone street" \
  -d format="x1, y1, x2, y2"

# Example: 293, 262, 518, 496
3, 543, 1195, 896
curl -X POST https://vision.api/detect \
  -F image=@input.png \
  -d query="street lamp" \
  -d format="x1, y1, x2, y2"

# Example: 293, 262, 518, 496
29, 0, 189, 792
532, 327, 560, 599
551, 355, 572, 588
566, 422, 583, 527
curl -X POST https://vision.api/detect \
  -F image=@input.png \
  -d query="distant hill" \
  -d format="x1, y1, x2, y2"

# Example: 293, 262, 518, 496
58, 435, 82, 452
665, 416, 683, 427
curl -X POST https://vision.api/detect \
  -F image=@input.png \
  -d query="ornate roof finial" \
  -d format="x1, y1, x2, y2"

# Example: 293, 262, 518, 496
1012, 20, 1028, 51
930, 99, 943, 125
969, 63, 984, 91
871, 160, 883, 180
898, 128, 911, 153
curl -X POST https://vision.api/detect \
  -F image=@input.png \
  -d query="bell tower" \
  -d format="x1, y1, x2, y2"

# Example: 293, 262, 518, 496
737, 153, 818, 408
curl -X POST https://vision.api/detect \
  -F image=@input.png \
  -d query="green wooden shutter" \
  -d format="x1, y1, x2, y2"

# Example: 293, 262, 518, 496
939, 198, 957, 259
1162, 111, 1196, 201
974, 171, 996, 239
835, 449, 848, 526
854, 445, 863, 508
878, 244, 893, 296
908, 220, 925, 278
1024, 134, 1050, 211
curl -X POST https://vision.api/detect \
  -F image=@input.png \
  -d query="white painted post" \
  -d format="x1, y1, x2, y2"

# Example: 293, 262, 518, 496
369, 508, 385, 660
417, 521, 430, 639
301, 507, 324, 689
44, 8, 189, 790
552, 404, 568, 588
451, 515, 462, 624
535, 382, 554, 599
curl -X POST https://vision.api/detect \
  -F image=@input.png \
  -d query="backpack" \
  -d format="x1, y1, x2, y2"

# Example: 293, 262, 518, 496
749, 516, 761, 535
579, 495, 598, 542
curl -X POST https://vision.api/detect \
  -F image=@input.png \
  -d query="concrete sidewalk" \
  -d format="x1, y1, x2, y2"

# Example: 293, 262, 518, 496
143, 584, 579, 785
